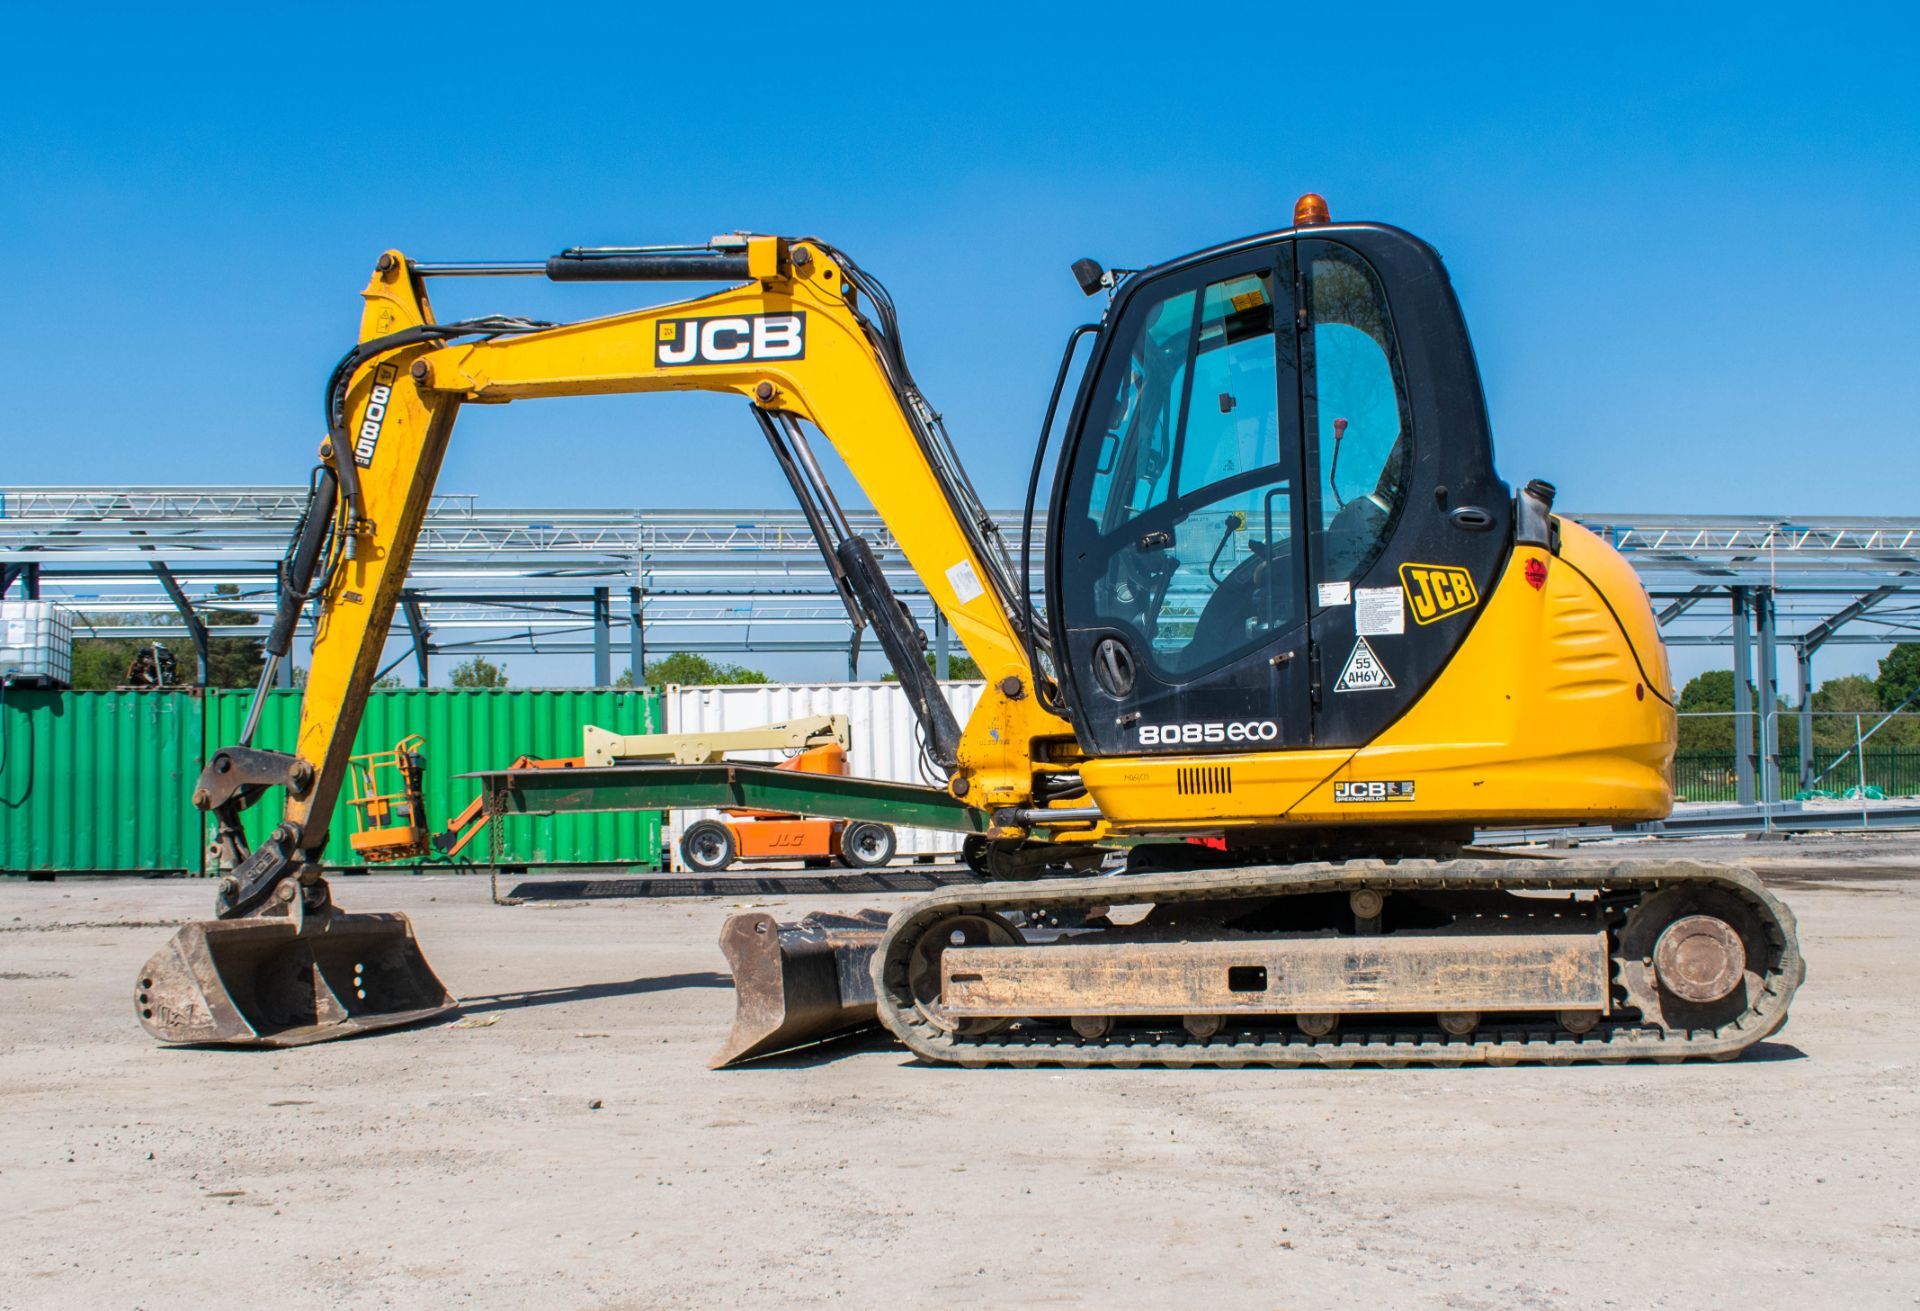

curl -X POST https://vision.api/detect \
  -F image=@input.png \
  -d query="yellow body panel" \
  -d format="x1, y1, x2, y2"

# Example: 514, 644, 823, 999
1079, 521, 1676, 832
285, 274, 452, 843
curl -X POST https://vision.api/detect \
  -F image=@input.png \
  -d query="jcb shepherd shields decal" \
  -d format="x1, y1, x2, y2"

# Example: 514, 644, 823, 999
1334, 780, 1415, 803
353, 362, 400, 468
1399, 562, 1479, 625
655, 312, 807, 367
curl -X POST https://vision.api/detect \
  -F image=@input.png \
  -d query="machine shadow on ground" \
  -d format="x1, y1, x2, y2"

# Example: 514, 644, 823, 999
455, 971, 732, 1016
721, 1026, 899, 1069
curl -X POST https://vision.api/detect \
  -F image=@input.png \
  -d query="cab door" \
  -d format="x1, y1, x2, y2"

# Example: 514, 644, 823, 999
1049, 242, 1315, 757
1294, 231, 1512, 748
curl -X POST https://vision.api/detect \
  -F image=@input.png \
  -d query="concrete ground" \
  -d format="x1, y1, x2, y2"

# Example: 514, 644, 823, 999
2, 835, 1916, 1310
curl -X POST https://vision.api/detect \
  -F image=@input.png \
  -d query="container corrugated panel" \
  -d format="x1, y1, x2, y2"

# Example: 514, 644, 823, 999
663, 681, 985, 863
208, 688, 664, 870
0, 689, 204, 872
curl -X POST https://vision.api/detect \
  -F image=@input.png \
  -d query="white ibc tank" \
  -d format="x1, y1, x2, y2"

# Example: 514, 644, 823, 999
0, 600, 75, 687
663, 680, 986, 864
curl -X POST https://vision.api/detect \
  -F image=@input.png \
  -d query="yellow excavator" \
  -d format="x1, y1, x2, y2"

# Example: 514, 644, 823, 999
137, 196, 1802, 1066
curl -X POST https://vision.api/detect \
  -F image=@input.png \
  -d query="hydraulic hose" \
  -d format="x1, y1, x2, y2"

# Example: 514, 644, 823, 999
321, 315, 552, 535
1021, 324, 1101, 716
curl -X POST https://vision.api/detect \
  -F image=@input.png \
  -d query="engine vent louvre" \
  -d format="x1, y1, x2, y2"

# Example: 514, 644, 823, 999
1176, 765, 1233, 796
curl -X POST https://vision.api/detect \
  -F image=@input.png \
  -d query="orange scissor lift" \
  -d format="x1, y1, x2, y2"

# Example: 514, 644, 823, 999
344, 734, 432, 862
433, 715, 895, 871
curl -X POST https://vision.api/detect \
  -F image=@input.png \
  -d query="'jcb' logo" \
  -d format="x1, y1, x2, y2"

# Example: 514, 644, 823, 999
1399, 562, 1479, 625
655, 312, 806, 367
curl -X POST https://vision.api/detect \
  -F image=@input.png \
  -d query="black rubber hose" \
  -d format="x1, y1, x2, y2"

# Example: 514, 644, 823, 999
320, 315, 553, 526
1021, 324, 1101, 715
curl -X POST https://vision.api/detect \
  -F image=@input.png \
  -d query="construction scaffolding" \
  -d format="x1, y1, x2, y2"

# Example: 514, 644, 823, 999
4, 488, 1918, 802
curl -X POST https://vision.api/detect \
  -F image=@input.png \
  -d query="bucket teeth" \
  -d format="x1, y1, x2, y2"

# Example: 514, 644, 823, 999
136, 911, 456, 1047
711, 909, 890, 1068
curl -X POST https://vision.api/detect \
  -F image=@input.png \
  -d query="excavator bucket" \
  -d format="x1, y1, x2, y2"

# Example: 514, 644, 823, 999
136, 910, 456, 1047
712, 909, 890, 1068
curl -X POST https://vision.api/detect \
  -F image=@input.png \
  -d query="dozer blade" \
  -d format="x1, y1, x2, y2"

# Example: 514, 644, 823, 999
137, 910, 456, 1047
712, 909, 890, 1068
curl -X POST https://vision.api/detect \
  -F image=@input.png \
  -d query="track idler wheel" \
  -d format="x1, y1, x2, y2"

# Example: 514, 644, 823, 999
903, 912, 1024, 1038
1653, 915, 1747, 1002
1619, 887, 1769, 1034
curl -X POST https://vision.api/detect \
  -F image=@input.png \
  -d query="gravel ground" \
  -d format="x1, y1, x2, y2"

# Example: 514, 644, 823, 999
2, 834, 1916, 1309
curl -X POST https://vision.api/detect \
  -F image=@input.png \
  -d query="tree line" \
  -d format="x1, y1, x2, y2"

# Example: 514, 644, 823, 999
1676, 643, 1920, 753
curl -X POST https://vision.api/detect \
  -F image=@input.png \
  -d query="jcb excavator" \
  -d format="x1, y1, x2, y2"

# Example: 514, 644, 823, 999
137, 196, 1802, 1066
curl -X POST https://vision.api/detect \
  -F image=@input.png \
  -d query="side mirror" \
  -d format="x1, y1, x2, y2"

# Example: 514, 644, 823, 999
1071, 258, 1106, 297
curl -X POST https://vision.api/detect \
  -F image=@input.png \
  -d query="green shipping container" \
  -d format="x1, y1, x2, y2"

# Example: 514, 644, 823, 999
207, 687, 664, 871
0, 689, 206, 873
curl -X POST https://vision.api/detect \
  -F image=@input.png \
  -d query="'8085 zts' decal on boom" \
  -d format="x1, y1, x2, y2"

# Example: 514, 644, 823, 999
655, 312, 807, 367
352, 362, 400, 468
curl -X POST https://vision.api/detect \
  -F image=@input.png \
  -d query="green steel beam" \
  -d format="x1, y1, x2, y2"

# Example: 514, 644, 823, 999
464, 762, 989, 834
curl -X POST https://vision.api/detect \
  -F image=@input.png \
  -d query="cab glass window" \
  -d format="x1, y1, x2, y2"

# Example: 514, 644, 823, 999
1084, 290, 1192, 525
1305, 244, 1412, 581
1066, 265, 1301, 678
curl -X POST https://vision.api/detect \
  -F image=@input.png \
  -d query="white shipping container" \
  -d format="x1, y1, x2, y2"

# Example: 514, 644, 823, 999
664, 680, 985, 865
0, 600, 75, 687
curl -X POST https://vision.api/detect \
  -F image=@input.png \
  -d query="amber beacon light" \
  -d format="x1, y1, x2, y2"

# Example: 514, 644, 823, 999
1293, 192, 1331, 226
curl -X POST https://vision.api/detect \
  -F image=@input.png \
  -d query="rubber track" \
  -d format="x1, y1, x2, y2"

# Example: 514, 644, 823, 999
872, 857, 1804, 1067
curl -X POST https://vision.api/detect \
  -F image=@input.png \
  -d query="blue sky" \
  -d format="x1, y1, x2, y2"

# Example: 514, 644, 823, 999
3, 4, 1916, 682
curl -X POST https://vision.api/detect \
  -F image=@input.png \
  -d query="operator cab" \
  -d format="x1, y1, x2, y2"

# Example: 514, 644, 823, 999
1047, 199, 1512, 757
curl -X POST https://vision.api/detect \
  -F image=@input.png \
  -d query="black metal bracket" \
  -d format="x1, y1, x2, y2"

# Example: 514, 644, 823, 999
213, 831, 305, 918
194, 746, 314, 914
194, 746, 311, 813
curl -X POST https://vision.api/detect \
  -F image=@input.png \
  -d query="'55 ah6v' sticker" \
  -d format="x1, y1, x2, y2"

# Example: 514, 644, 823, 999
656, 312, 806, 366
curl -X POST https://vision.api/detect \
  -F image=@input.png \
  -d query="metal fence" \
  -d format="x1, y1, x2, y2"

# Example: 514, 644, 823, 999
1673, 748, 1920, 803
1673, 709, 1920, 808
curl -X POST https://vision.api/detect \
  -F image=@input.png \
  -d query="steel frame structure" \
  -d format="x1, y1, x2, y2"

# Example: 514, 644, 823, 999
5, 489, 1919, 800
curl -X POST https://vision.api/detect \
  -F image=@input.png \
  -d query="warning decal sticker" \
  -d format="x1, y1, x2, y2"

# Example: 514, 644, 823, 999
1355, 586, 1405, 636
1334, 636, 1395, 693
946, 559, 986, 606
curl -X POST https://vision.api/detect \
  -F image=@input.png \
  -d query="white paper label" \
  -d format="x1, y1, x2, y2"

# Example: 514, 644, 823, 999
946, 559, 985, 606
1355, 586, 1405, 636
1316, 581, 1352, 608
